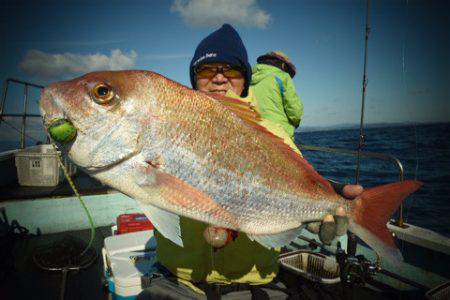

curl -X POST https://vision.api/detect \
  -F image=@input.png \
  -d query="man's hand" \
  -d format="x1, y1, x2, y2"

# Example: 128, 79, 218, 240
306, 184, 364, 245
341, 184, 364, 199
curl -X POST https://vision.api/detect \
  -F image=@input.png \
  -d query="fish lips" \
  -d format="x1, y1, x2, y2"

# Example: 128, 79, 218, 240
39, 86, 79, 157
40, 87, 67, 128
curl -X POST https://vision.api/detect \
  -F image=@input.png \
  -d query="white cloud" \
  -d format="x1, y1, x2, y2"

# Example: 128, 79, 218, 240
17, 39, 127, 47
18, 49, 137, 79
170, 0, 271, 28
142, 53, 192, 60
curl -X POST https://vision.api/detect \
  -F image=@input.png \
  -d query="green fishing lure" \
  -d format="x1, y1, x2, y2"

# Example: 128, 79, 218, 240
48, 119, 77, 143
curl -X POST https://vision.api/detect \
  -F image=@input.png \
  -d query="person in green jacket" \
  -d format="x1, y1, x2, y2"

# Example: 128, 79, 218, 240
251, 51, 303, 141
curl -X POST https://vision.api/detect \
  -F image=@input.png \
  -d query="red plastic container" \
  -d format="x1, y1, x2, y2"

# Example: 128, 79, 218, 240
117, 213, 153, 234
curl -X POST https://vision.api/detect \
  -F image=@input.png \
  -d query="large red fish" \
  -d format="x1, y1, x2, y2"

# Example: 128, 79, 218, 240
39, 70, 422, 263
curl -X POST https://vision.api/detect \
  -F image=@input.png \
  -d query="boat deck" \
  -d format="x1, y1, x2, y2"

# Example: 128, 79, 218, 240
0, 226, 111, 300
0, 225, 427, 300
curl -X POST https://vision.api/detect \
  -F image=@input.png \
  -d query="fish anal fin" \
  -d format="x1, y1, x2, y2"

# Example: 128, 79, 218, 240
248, 226, 305, 249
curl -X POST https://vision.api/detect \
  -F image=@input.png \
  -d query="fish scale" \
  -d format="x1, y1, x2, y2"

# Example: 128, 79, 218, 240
154, 134, 340, 233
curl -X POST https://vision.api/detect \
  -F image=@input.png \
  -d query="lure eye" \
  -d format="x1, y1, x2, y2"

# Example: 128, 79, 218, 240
91, 83, 115, 104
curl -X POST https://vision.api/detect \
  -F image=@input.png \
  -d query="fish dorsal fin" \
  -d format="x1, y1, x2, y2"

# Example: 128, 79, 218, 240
206, 93, 263, 125
206, 93, 291, 145
207, 92, 333, 192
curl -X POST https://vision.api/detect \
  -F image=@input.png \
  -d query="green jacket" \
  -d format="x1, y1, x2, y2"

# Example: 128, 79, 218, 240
250, 64, 303, 139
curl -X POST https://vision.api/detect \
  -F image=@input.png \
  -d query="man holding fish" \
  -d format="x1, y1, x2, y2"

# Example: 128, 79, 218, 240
40, 24, 421, 300
145, 24, 363, 299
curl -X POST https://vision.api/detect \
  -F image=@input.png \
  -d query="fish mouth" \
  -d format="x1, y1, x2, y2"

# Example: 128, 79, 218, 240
40, 87, 66, 127
40, 86, 78, 144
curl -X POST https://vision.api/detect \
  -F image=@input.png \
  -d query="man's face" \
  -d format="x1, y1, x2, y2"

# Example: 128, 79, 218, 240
195, 63, 245, 96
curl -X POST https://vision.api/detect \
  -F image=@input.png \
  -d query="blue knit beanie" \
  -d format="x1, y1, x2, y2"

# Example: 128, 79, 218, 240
189, 24, 252, 97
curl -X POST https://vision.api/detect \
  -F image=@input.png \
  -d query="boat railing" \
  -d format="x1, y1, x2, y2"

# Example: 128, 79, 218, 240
297, 143, 406, 228
1, 78, 44, 149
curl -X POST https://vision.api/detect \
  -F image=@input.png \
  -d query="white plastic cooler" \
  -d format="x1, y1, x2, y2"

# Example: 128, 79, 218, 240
14, 144, 77, 186
103, 230, 158, 299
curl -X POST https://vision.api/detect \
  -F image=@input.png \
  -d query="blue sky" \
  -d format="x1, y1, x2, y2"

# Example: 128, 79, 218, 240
0, 0, 448, 138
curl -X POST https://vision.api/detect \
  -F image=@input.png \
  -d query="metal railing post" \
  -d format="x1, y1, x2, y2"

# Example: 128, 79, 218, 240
1, 79, 9, 119
1, 78, 45, 149
21, 84, 29, 149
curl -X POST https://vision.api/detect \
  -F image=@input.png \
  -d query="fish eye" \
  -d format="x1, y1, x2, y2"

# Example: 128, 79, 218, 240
91, 83, 115, 104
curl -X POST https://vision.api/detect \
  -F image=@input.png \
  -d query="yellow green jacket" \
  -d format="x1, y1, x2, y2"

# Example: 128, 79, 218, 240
155, 90, 301, 293
251, 64, 303, 140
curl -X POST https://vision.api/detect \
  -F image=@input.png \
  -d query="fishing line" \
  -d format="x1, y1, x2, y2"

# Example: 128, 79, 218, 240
1, 114, 95, 253
403, 122, 420, 224
209, 242, 216, 278
412, 127, 419, 182
49, 140, 96, 256
399, 0, 419, 227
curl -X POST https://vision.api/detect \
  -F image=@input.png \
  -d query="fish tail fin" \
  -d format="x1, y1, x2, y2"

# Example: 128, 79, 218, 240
349, 180, 423, 263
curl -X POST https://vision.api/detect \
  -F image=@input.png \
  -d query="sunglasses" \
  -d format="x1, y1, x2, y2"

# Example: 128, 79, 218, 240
195, 64, 244, 79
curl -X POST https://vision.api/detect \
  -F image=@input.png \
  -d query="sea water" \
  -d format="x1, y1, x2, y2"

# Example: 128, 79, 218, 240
295, 123, 450, 237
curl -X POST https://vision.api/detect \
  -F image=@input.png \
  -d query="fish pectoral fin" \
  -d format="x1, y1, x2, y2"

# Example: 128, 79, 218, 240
248, 225, 306, 249
137, 169, 237, 231
139, 203, 183, 247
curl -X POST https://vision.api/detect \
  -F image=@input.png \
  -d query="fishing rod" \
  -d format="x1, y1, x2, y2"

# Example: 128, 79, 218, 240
355, 0, 370, 185
338, 1, 427, 292
347, 0, 371, 259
